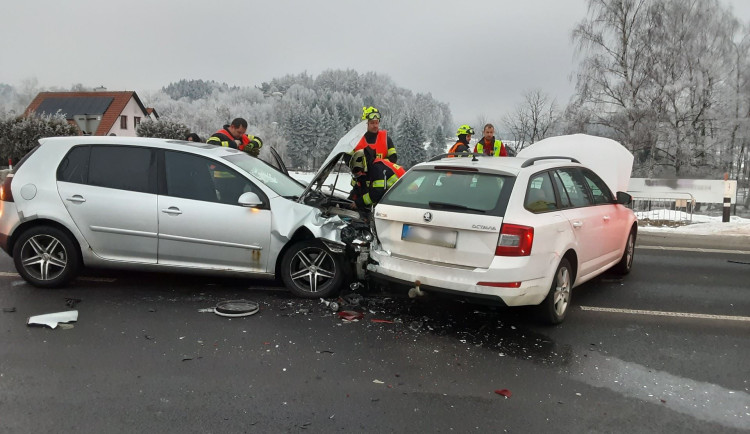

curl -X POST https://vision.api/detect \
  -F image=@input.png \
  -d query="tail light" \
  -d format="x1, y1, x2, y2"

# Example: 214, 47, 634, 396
495, 223, 533, 256
0, 174, 13, 202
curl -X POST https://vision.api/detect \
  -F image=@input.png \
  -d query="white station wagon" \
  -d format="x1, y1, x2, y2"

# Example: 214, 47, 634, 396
367, 134, 637, 324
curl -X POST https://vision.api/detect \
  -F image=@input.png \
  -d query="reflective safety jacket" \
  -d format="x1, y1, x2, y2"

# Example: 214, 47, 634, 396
354, 130, 397, 163
207, 126, 238, 149
349, 158, 405, 209
448, 140, 471, 156
474, 137, 507, 157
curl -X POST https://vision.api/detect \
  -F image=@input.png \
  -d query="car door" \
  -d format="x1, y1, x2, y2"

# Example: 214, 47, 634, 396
56, 145, 159, 263
156, 150, 272, 272
580, 168, 628, 264
554, 168, 608, 277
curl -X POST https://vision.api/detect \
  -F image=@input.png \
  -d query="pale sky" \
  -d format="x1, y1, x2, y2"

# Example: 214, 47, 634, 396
2, 0, 748, 124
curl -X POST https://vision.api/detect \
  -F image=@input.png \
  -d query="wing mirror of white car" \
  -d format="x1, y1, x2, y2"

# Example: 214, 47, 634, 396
238, 192, 263, 207
616, 191, 632, 205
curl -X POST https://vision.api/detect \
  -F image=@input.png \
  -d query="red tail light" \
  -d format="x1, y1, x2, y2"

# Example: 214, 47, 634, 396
495, 223, 533, 256
477, 281, 522, 288
0, 174, 13, 202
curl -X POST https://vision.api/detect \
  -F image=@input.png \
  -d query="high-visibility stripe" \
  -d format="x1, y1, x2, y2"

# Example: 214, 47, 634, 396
386, 174, 399, 187
372, 180, 385, 188
363, 193, 372, 205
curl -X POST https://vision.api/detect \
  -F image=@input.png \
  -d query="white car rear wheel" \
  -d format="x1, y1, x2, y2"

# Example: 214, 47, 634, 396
540, 258, 572, 325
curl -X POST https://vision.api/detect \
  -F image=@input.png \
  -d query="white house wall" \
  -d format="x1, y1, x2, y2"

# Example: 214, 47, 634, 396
106, 97, 147, 137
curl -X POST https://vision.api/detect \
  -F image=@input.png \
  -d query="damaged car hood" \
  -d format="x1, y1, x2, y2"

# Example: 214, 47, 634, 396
298, 121, 368, 203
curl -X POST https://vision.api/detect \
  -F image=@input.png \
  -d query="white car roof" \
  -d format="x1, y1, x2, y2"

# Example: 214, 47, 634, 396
414, 155, 582, 177
38, 136, 243, 158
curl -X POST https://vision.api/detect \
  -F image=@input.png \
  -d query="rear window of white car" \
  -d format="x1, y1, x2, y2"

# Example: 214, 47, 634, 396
380, 168, 514, 216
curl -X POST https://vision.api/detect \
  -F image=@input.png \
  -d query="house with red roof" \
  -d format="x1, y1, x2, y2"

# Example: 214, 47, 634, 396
24, 91, 158, 136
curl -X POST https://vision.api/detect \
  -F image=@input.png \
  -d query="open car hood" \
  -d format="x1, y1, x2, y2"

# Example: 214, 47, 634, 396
298, 121, 368, 203
516, 134, 633, 193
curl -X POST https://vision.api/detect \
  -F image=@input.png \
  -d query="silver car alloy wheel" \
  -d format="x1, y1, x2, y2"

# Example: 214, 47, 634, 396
289, 246, 337, 293
625, 232, 635, 269
20, 234, 69, 282
553, 265, 571, 317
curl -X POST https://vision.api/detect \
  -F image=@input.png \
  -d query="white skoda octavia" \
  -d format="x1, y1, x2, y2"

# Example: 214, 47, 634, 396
367, 134, 637, 324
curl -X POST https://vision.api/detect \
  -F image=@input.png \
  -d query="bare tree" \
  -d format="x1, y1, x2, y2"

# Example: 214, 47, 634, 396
503, 89, 559, 152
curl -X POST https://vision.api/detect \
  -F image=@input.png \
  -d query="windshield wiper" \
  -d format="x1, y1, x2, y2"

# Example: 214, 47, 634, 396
428, 201, 486, 213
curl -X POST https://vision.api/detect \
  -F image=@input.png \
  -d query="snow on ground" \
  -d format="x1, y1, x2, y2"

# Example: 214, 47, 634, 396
636, 210, 750, 236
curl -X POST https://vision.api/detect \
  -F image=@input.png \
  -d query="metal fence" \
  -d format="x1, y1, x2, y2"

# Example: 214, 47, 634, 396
627, 192, 695, 223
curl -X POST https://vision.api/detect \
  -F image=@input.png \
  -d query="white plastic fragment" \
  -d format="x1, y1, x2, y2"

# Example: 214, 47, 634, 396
27, 310, 78, 329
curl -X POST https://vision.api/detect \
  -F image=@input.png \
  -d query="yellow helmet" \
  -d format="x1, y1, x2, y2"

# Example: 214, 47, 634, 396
349, 149, 368, 174
456, 124, 475, 136
362, 106, 381, 120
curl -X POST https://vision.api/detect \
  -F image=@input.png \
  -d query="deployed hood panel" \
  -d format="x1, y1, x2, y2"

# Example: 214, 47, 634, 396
298, 121, 368, 203
517, 134, 633, 193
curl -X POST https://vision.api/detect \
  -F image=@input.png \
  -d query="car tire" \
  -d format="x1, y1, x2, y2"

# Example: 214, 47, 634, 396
12, 225, 80, 288
280, 239, 345, 299
612, 228, 636, 275
540, 258, 572, 325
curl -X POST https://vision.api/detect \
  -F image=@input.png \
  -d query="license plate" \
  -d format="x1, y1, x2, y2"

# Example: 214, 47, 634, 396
401, 224, 457, 248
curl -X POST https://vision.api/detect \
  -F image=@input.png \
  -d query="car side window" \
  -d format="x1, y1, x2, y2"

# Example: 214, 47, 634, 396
57, 146, 91, 184
581, 169, 614, 205
88, 146, 156, 193
555, 169, 592, 207
164, 151, 264, 206
551, 171, 572, 208
525, 172, 557, 212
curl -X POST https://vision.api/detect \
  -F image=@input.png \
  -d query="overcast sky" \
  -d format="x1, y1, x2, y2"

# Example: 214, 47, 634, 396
2, 0, 748, 126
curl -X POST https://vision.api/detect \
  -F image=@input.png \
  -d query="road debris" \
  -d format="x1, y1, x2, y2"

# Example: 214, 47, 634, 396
27, 310, 78, 329
494, 389, 512, 398
213, 300, 260, 317
320, 298, 340, 312
65, 298, 81, 308
338, 310, 364, 321
2, 307, 15, 313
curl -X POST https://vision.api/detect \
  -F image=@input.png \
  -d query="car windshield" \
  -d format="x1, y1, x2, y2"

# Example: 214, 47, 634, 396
380, 168, 514, 216
223, 153, 305, 198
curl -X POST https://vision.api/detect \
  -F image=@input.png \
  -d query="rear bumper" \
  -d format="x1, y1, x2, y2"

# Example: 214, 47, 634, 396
0, 201, 20, 254
368, 248, 554, 307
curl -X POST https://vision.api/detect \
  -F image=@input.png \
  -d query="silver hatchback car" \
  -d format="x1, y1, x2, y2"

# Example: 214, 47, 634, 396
0, 124, 372, 297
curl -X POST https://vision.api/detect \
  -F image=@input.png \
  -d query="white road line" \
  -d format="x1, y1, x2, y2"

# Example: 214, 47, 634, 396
637, 245, 750, 255
0, 272, 18, 277
580, 305, 750, 322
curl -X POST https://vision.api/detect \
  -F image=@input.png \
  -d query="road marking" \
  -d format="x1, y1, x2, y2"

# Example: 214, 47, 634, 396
637, 245, 750, 255
0, 272, 116, 283
580, 305, 750, 322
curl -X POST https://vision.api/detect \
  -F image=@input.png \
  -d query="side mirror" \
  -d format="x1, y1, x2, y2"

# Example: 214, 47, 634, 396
616, 191, 632, 205
238, 192, 263, 207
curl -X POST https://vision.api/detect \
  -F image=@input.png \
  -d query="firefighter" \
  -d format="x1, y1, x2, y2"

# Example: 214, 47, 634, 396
348, 147, 405, 211
207, 117, 263, 157
473, 123, 507, 157
448, 124, 474, 157
353, 106, 397, 163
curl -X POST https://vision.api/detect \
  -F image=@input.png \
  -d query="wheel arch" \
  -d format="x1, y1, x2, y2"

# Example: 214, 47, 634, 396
561, 249, 578, 285
8, 218, 83, 264
274, 226, 315, 277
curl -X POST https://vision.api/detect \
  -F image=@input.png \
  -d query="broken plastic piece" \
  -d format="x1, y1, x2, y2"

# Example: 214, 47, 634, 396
371, 319, 394, 324
494, 389, 512, 398
65, 298, 81, 308
27, 310, 78, 329
408, 280, 424, 298
338, 310, 364, 321
320, 298, 340, 312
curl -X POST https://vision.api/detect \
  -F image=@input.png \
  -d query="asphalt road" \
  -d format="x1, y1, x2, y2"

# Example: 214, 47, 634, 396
0, 235, 748, 433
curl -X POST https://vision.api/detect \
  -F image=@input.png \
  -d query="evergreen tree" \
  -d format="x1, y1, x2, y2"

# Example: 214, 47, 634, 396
395, 112, 427, 169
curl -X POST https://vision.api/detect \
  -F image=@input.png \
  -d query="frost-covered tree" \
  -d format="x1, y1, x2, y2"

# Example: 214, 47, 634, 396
394, 111, 427, 169
136, 118, 190, 140
0, 112, 79, 163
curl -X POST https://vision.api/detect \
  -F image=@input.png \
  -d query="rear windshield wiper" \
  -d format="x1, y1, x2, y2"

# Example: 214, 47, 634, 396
428, 201, 486, 213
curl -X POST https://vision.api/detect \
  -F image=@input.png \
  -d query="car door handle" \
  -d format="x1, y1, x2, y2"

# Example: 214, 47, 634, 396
66, 195, 86, 203
603, 215, 610, 221
161, 207, 182, 215
572, 221, 583, 228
